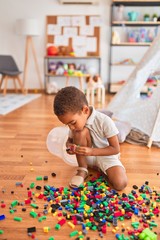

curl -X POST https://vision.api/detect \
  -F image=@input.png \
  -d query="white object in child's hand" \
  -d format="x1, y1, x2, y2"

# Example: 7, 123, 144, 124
46, 126, 78, 166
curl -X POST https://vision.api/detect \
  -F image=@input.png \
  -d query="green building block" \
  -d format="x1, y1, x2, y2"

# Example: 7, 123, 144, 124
55, 224, 61, 230
0, 230, 4, 234
11, 200, 18, 207
30, 211, 37, 218
149, 221, 158, 227
30, 182, 35, 189
138, 228, 157, 240
48, 237, 54, 240
38, 216, 47, 222
14, 217, 22, 222
30, 203, 38, 208
36, 176, 43, 180
69, 230, 79, 237
10, 209, 15, 214
79, 235, 84, 239
131, 222, 140, 229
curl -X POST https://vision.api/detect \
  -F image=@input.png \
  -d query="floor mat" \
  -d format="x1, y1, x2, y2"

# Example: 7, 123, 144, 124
0, 94, 41, 115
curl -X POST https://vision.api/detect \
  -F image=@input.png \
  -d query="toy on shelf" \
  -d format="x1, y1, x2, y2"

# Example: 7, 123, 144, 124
144, 13, 150, 22
152, 13, 158, 22
77, 64, 87, 74
128, 28, 156, 43
112, 31, 120, 44
68, 63, 76, 76
47, 45, 58, 56
55, 62, 65, 75
69, 48, 75, 57
113, 4, 124, 21
58, 46, 69, 56
114, 58, 136, 65
139, 28, 147, 42
146, 28, 155, 42
48, 61, 88, 77
86, 74, 105, 105
48, 61, 57, 74
128, 11, 138, 21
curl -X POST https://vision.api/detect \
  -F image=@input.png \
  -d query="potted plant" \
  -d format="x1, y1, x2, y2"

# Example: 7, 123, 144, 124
144, 14, 150, 21
152, 13, 158, 22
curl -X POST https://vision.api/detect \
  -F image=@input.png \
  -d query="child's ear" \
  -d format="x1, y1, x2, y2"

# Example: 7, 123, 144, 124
82, 105, 89, 114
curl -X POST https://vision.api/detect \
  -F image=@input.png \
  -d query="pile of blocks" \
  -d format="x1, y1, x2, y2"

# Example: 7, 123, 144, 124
0, 174, 159, 239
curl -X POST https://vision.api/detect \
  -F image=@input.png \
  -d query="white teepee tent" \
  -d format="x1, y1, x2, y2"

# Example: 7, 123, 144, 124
107, 32, 160, 147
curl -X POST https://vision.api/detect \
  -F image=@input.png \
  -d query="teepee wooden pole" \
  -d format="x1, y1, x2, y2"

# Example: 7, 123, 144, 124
147, 107, 160, 148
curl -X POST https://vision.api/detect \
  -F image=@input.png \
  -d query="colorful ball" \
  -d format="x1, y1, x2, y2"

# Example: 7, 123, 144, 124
47, 46, 58, 56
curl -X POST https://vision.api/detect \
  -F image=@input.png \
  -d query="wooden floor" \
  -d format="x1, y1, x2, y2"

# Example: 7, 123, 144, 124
0, 93, 160, 240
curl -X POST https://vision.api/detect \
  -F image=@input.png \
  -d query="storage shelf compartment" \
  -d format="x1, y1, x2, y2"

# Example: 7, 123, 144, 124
112, 1, 160, 7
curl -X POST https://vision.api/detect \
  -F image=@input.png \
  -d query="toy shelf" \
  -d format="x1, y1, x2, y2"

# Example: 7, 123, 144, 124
108, 0, 160, 93
45, 56, 101, 59
44, 56, 101, 94
112, 21, 160, 26
112, 42, 151, 46
112, 1, 160, 6
45, 15, 102, 94
45, 73, 89, 77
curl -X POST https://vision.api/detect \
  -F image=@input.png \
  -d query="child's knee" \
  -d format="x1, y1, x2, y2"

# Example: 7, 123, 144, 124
106, 166, 127, 191
73, 127, 91, 146
111, 177, 128, 191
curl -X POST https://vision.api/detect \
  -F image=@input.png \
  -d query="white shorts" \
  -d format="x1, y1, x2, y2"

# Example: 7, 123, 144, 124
86, 153, 125, 174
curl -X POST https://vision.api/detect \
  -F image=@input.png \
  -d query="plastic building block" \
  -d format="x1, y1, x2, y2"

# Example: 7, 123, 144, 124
30, 211, 38, 218
0, 230, 4, 234
30, 182, 35, 189
36, 176, 43, 180
43, 226, 50, 233
51, 172, 56, 177
38, 216, 47, 222
1, 203, 6, 208
30, 203, 39, 209
11, 200, 18, 207
28, 191, 32, 197
139, 228, 157, 240
16, 182, 23, 186
27, 227, 36, 233
58, 218, 66, 226
69, 230, 79, 237
113, 217, 118, 227
43, 176, 48, 181
36, 185, 42, 190
0, 215, 5, 221
14, 217, 22, 222
55, 224, 61, 230
25, 199, 31, 204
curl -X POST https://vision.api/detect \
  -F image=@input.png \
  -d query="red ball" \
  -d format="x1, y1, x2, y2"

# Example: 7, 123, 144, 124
47, 46, 58, 56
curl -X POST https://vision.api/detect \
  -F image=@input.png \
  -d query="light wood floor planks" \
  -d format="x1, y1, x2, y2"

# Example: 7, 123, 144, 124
0, 94, 160, 240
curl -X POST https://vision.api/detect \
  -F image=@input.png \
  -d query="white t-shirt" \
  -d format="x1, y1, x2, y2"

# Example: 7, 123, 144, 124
69, 106, 119, 148
85, 106, 119, 148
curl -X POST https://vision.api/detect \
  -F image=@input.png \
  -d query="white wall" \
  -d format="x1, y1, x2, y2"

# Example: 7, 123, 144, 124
0, 0, 111, 90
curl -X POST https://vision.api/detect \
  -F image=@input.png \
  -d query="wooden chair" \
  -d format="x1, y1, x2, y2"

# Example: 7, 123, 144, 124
0, 55, 24, 95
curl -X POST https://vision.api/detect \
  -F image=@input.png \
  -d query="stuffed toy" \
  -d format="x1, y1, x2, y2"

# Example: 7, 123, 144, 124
58, 46, 69, 56
112, 31, 120, 44
48, 62, 57, 74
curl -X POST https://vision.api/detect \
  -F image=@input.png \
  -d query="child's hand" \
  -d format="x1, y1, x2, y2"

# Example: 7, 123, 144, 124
66, 144, 77, 155
75, 146, 92, 156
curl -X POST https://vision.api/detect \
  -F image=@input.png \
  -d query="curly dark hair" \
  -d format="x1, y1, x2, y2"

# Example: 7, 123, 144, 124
54, 86, 88, 116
